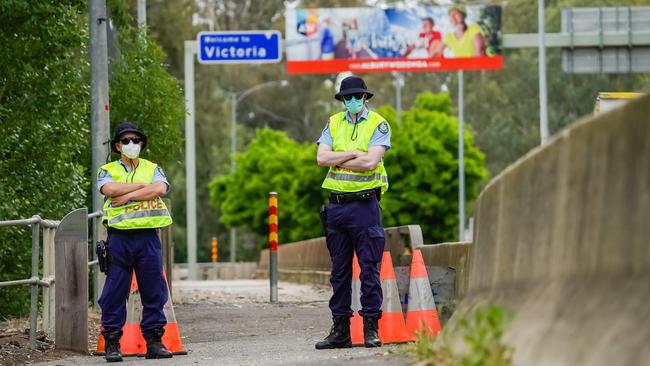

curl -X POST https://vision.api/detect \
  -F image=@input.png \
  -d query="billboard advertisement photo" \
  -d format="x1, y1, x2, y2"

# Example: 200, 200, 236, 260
285, 5, 502, 74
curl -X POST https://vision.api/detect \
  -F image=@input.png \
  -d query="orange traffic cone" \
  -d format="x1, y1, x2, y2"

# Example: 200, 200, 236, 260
405, 249, 442, 337
350, 254, 364, 345
378, 251, 414, 343
97, 270, 186, 356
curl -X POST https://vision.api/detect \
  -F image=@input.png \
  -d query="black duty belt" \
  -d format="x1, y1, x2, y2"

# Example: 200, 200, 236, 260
108, 227, 157, 235
329, 188, 381, 204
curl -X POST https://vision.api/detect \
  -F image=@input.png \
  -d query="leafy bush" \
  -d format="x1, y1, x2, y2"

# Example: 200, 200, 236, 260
210, 129, 328, 247
379, 92, 488, 242
406, 305, 514, 366
108, 27, 185, 165
0, 0, 89, 318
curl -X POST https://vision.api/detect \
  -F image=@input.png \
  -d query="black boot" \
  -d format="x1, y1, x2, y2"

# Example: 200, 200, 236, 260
144, 328, 173, 359
315, 316, 352, 350
363, 317, 382, 348
103, 330, 123, 363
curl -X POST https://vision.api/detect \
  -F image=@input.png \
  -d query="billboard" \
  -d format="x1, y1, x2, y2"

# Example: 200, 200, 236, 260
285, 5, 502, 74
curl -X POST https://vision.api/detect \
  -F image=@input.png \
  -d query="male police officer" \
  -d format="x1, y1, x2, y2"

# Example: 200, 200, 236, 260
315, 76, 390, 349
97, 122, 173, 362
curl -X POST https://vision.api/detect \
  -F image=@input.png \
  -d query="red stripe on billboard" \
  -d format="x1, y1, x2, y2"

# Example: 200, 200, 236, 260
287, 56, 503, 75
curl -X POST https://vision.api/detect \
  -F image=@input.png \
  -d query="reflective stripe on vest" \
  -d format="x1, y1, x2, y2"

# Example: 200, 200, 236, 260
99, 158, 173, 229
326, 171, 388, 183
108, 208, 171, 226
321, 111, 390, 193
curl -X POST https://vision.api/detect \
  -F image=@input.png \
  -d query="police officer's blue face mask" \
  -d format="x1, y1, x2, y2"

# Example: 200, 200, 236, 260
344, 95, 365, 114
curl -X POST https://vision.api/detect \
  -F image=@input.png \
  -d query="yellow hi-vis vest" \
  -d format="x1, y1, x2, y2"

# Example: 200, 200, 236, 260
100, 159, 173, 229
321, 111, 389, 193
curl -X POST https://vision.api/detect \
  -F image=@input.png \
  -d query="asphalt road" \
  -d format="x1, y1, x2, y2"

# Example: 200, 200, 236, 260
41, 280, 412, 366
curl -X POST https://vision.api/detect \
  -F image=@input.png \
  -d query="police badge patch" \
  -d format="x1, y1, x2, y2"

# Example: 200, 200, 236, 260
155, 166, 166, 179
378, 121, 389, 134
98, 168, 108, 179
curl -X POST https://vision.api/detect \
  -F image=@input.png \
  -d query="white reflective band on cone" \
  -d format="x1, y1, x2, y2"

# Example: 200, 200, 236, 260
407, 277, 437, 312
381, 279, 402, 313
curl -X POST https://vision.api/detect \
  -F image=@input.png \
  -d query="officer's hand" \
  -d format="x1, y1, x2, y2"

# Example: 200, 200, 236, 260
351, 150, 367, 158
111, 194, 131, 207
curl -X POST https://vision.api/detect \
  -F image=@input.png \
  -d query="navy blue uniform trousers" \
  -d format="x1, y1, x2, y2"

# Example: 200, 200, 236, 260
99, 229, 168, 338
326, 197, 385, 319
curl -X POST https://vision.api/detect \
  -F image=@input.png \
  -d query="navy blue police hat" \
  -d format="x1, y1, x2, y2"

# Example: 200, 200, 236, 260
335, 76, 374, 101
111, 121, 148, 153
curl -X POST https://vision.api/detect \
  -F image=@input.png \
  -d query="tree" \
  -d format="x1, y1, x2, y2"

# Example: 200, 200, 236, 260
209, 129, 327, 252
107, 1, 185, 165
378, 92, 488, 242
108, 28, 185, 165
209, 92, 488, 248
0, 0, 89, 317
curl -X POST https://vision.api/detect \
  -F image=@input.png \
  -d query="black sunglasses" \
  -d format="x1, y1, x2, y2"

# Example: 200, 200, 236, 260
120, 137, 142, 145
343, 93, 365, 101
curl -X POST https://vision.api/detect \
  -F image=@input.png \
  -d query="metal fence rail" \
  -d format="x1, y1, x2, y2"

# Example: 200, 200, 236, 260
0, 211, 100, 349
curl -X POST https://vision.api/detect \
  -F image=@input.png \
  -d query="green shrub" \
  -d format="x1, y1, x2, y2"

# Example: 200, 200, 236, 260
406, 305, 514, 366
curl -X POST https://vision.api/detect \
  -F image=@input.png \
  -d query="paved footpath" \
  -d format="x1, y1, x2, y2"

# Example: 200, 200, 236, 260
42, 280, 411, 366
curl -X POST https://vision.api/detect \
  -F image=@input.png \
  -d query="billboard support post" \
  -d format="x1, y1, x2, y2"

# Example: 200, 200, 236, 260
538, 0, 549, 144
458, 70, 465, 242
393, 72, 404, 124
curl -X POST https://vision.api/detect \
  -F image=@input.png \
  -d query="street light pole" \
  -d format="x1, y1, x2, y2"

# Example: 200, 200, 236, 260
230, 93, 237, 263
137, 0, 146, 28
184, 41, 198, 280
89, 0, 110, 306
228, 80, 288, 263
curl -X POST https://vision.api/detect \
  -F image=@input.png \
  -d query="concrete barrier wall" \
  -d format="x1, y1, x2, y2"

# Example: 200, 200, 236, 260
173, 262, 257, 280
450, 95, 650, 365
256, 225, 424, 283
419, 242, 472, 299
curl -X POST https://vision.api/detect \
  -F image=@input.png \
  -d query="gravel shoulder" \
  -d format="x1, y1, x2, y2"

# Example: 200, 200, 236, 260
29, 280, 412, 366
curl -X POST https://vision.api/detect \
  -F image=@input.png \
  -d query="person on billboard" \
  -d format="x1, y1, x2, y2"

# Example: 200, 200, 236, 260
403, 17, 443, 58
442, 5, 486, 57
335, 19, 377, 59
320, 17, 335, 60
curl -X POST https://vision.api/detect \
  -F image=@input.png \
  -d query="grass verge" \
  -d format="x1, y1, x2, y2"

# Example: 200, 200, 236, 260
404, 305, 514, 366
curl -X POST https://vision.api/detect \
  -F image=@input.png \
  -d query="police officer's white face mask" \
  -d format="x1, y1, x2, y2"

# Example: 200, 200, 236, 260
121, 141, 141, 159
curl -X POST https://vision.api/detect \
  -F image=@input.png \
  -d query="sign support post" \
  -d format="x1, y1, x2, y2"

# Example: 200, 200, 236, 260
458, 70, 465, 241
184, 40, 198, 280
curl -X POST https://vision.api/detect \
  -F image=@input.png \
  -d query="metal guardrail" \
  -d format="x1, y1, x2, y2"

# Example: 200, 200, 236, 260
0, 210, 101, 349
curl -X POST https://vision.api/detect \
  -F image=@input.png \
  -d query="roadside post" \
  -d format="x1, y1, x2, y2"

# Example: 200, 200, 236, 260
269, 192, 279, 303
211, 237, 218, 263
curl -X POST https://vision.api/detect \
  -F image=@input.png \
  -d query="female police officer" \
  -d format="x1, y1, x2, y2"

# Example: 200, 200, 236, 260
315, 76, 391, 349
96, 122, 173, 362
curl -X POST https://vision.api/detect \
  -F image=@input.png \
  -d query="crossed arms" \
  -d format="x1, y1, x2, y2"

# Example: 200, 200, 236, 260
101, 182, 168, 207
316, 143, 385, 172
